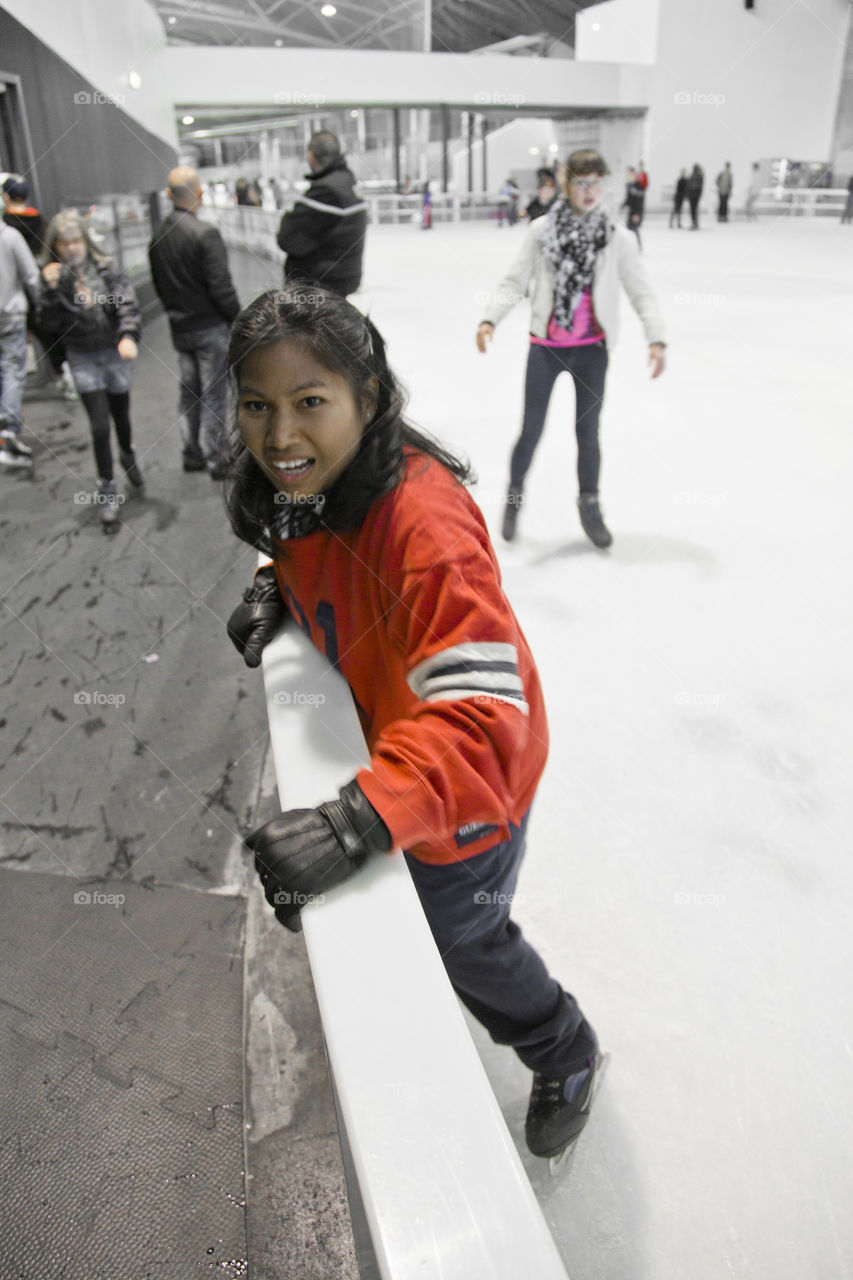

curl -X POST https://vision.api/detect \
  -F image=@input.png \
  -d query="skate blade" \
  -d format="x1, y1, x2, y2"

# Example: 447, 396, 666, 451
547, 1051, 610, 1178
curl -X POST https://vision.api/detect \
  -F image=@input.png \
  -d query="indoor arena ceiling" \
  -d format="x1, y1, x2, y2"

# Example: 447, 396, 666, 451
151, 0, 602, 55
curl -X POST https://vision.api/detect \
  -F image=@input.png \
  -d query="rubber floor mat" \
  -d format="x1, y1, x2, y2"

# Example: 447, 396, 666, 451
0, 868, 247, 1279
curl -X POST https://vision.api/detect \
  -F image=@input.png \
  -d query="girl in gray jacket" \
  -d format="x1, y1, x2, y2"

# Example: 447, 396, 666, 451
477, 148, 666, 547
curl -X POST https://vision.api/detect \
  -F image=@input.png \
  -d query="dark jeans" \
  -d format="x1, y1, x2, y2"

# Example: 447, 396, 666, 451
509, 340, 609, 496
174, 323, 231, 466
717, 193, 730, 221
404, 813, 590, 1076
688, 194, 701, 228
79, 391, 133, 482
669, 197, 685, 228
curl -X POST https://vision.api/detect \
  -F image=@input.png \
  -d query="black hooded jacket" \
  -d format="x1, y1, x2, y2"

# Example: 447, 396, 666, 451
276, 156, 368, 297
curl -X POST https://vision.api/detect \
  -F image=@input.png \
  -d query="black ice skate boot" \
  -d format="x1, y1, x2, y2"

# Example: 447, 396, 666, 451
119, 449, 145, 496
577, 492, 613, 549
525, 1020, 602, 1159
97, 479, 122, 534
501, 488, 523, 542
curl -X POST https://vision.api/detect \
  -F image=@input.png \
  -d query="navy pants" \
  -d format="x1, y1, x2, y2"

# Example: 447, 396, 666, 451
509, 340, 609, 497
405, 814, 590, 1076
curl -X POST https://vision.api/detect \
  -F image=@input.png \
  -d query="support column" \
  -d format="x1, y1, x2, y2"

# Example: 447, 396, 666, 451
441, 104, 449, 193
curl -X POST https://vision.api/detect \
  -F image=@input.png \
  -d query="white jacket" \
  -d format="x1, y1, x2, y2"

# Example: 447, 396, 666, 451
481, 210, 666, 348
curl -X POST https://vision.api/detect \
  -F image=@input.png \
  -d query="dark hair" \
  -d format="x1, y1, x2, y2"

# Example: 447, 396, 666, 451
225, 285, 473, 551
308, 130, 341, 167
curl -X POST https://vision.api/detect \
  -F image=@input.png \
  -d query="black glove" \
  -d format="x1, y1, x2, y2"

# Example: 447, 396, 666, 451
244, 779, 392, 931
226, 564, 287, 668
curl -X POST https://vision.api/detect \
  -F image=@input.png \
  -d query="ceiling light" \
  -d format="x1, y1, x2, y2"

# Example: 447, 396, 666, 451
168, 15, 177, 24
350, 109, 359, 118
321, 4, 337, 16
592, 22, 601, 31
529, 147, 540, 155
275, 38, 283, 46
182, 115, 195, 125
129, 70, 142, 89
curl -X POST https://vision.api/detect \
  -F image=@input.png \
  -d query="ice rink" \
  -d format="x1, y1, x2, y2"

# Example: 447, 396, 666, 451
2, 208, 851, 1278
357, 212, 853, 1279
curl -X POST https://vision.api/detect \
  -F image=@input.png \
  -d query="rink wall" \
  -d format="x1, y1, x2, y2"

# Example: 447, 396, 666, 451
260, 621, 571, 1279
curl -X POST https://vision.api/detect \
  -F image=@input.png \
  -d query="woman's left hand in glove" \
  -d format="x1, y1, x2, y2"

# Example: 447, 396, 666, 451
244, 779, 392, 931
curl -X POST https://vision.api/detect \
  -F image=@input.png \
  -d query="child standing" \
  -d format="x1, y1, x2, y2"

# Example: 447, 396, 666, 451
225, 286, 601, 1161
39, 212, 143, 531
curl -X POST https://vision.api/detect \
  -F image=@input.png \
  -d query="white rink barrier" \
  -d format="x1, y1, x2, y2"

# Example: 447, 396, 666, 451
261, 621, 570, 1280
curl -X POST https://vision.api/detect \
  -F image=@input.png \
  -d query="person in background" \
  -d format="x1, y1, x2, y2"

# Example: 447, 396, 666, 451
686, 163, 704, 230
39, 211, 143, 531
635, 160, 649, 191
276, 131, 368, 298
500, 176, 521, 226
745, 163, 762, 222
422, 180, 433, 230
268, 177, 285, 211
477, 147, 666, 549
716, 162, 733, 222
148, 165, 242, 479
522, 169, 558, 221
620, 166, 645, 249
840, 175, 853, 225
669, 168, 688, 228
0, 219, 39, 470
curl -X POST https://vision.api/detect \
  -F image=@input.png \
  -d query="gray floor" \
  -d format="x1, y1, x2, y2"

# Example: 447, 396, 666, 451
0, 252, 357, 1278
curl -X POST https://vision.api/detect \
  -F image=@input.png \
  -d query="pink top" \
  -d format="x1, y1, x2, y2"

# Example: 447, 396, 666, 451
531, 289, 605, 348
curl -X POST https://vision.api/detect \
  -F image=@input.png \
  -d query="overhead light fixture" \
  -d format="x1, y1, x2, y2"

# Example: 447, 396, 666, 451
529, 146, 540, 155
591, 22, 601, 31
182, 115, 195, 125
350, 109, 359, 118
168, 15, 177, 24
275, 38, 284, 46
129, 70, 142, 89
321, 4, 337, 16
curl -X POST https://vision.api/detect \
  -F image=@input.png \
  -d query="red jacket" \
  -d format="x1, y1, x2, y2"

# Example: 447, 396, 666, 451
272, 451, 549, 864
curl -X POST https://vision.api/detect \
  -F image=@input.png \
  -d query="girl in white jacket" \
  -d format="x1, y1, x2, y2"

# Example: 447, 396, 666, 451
477, 148, 666, 547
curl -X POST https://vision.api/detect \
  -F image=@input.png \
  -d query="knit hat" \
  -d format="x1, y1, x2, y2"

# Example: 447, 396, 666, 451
2, 175, 29, 202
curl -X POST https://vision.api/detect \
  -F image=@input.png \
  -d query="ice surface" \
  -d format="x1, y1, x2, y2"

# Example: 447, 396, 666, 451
355, 214, 853, 1280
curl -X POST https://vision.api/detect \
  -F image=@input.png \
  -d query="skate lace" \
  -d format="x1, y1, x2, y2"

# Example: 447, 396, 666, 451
530, 1076, 564, 1110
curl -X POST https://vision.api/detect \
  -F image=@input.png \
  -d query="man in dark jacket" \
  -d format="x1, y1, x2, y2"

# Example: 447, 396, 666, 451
276, 132, 367, 297
148, 167, 241, 477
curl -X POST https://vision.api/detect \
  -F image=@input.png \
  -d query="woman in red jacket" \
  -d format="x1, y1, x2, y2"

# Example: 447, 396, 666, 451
224, 285, 601, 1161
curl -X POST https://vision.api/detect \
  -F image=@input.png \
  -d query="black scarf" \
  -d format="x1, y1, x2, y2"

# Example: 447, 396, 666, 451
540, 199, 610, 330
270, 492, 326, 541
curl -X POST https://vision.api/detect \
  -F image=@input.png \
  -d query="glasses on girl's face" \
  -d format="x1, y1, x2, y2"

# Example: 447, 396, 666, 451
570, 178, 603, 189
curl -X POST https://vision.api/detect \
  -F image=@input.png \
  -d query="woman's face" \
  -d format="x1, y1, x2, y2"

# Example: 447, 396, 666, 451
567, 175, 604, 215
237, 338, 376, 504
55, 234, 86, 266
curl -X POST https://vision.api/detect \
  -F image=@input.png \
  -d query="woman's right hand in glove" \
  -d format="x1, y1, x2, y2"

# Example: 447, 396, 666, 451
226, 563, 287, 668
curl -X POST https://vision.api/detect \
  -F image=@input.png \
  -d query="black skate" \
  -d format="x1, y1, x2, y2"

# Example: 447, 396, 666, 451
526, 1047, 609, 1173
97, 479, 122, 534
501, 488, 523, 542
577, 493, 613, 549
119, 449, 145, 495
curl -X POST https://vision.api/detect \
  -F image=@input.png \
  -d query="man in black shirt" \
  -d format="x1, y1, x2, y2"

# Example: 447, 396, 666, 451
148, 167, 241, 477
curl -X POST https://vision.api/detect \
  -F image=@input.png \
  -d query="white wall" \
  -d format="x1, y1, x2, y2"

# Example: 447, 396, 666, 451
576, 0, 661, 65
452, 118, 559, 192
164, 46, 652, 113
2, 0, 176, 145
647, 0, 849, 206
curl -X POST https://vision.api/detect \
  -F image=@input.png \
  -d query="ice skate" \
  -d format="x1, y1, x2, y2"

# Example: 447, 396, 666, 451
119, 449, 145, 495
0, 428, 33, 471
501, 488, 523, 542
97, 479, 122, 533
526, 1020, 607, 1169
577, 493, 613, 549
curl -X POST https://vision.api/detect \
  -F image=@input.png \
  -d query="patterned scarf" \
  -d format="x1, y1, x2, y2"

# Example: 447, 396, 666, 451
539, 199, 611, 330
